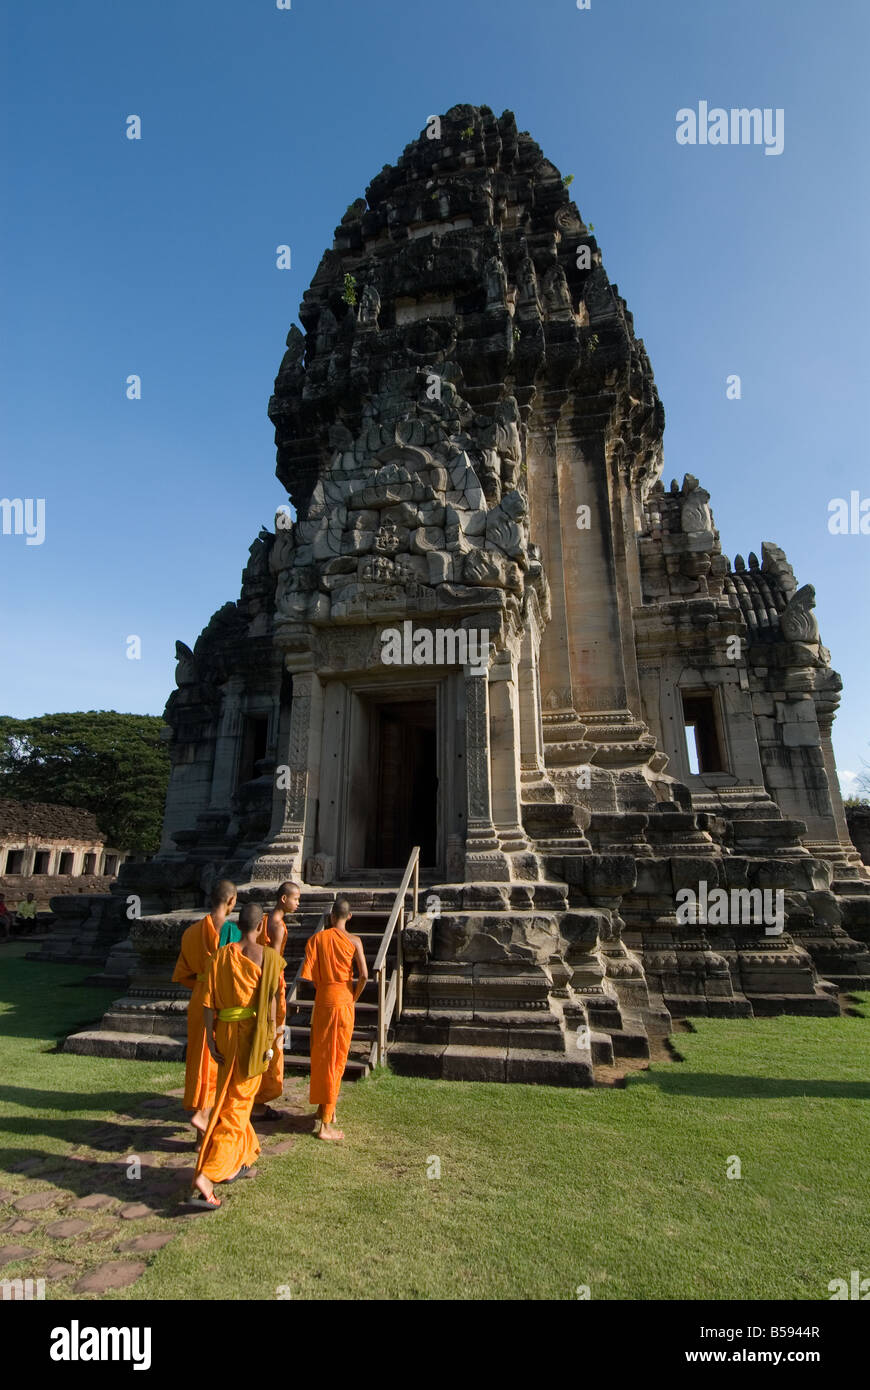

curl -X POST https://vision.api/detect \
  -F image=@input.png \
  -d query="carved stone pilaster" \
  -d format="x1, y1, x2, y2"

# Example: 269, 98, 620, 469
488, 658, 533, 858
249, 667, 321, 883
464, 671, 510, 881
209, 676, 245, 809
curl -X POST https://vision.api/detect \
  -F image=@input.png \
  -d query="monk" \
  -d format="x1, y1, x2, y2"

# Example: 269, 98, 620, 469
171, 880, 237, 1140
299, 897, 367, 1142
188, 902, 284, 1209
251, 881, 301, 1121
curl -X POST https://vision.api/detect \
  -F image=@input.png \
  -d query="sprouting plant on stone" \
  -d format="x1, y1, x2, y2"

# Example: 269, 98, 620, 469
588, 332, 599, 353
342, 273, 358, 307
562, 174, 575, 188
513, 325, 521, 343
461, 126, 474, 141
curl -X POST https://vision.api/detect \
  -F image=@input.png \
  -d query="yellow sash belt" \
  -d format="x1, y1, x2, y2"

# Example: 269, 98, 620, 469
217, 1005, 256, 1022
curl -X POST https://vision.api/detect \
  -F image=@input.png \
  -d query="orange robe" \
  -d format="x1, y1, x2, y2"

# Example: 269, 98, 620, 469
171, 914, 220, 1112
300, 927, 357, 1124
255, 912, 287, 1104
195, 943, 282, 1183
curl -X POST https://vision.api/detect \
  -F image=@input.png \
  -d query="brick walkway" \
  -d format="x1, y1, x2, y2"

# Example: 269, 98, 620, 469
0, 1077, 313, 1298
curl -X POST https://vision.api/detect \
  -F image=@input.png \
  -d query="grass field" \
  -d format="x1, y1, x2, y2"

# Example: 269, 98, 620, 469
1, 944, 868, 1300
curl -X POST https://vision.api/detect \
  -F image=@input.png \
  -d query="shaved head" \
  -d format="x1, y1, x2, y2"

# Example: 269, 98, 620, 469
330, 897, 351, 924
211, 879, 237, 909
239, 902, 262, 933
278, 881, 301, 910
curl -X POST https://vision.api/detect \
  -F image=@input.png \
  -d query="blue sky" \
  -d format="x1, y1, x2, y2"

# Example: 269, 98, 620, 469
1, 0, 868, 790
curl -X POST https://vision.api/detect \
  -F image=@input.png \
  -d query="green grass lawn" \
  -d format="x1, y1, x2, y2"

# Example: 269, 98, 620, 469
1, 943, 868, 1300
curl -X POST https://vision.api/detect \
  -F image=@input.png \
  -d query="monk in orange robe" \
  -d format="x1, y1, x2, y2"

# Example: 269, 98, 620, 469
299, 897, 367, 1141
252, 881, 301, 1120
171, 879, 237, 1140
188, 902, 284, 1209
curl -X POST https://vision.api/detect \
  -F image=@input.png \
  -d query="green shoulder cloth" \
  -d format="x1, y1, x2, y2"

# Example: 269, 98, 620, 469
218, 919, 241, 948
245, 945, 284, 1079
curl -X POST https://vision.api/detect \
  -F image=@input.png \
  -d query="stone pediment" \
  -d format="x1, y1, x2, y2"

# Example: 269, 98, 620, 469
271, 407, 533, 633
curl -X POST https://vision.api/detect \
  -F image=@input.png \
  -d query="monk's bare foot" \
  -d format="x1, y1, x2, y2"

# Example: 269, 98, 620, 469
193, 1173, 215, 1200
191, 1107, 211, 1135
317, 1123, 344, 1142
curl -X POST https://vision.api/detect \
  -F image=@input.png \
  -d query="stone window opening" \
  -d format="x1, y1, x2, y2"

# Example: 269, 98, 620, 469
81, 853, 97, 875
33, 849, 51, 875
682, 691, 727, 775
58, 851, 75, 875
4, 849, 24, 875
103, 853, 119, 876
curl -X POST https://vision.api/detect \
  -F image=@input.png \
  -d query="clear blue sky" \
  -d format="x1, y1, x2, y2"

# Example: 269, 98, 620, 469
1, 0, 868, 791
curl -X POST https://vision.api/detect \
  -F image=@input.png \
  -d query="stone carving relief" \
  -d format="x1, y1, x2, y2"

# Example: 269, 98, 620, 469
267, 403, 537, 637
680, 475, 713, 536
780, 584, 820, 644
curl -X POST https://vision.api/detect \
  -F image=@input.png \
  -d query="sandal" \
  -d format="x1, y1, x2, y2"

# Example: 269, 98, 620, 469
183, 1190, 221, 1210
222, 1164, 257, 1184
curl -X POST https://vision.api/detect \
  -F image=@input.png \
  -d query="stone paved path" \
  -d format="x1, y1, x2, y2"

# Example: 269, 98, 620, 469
0, 1077, 313, 1298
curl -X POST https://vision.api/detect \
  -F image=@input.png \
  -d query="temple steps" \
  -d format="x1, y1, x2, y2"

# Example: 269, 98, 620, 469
277, 913, 396, 1080
282, 1051, 372, 1082
602, 1023, 650, 1059
386, 1040, 595, 1086
663, 992, 840, 1018
63, 1029, 185, 1062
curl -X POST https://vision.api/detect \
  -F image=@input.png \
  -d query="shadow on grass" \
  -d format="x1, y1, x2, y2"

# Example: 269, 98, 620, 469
0, 955, 120, 1042
0, 1084, 171, 1114
0, 1146, 200, 1215
0, 1110, 185, 1155
633, 1072, 870, 1100
0, 1093, 311, 1157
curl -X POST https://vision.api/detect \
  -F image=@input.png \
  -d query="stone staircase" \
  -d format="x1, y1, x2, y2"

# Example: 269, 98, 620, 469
62, 894, 401, 1072
386, 879, 656, 1086
281, 907, 395, 1082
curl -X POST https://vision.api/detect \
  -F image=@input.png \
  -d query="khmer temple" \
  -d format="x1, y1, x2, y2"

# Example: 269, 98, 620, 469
64, 105, 870, 1082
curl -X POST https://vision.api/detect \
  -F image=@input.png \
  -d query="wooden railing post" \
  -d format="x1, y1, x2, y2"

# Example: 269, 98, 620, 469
371, 846, 420, 1070
397, 905, 404, 1018
377, 968, 386, 1067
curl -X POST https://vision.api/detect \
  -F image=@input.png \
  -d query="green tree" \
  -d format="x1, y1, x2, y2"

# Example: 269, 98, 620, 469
0, 711, 170, 854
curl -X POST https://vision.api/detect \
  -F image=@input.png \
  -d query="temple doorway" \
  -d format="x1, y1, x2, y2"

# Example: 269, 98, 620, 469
366, 697, 438, 870
334, 678, 454, 881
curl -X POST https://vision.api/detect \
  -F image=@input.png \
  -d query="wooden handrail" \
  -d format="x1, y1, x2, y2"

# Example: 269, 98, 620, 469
372, 845, 420, 973
285, 959, 304, 1005
372, 845, 420, 1066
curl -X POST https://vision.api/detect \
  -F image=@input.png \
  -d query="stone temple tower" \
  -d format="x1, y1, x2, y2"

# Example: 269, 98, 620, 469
64, 105, 870, 1081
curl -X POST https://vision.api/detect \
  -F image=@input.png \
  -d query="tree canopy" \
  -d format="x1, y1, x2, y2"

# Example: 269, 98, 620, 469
0, 711, 170, 854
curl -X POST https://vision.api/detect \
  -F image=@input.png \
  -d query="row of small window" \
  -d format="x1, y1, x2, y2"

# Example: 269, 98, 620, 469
1, 851, 120, 876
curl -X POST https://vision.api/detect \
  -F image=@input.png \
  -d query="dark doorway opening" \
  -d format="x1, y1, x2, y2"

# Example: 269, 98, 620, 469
366, 699, 437, 870
238, 715, 269, 788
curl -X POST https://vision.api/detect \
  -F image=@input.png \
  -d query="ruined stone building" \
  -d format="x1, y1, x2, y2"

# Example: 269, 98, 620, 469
0, 799, 128, 912
64, 105, 870, 1080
